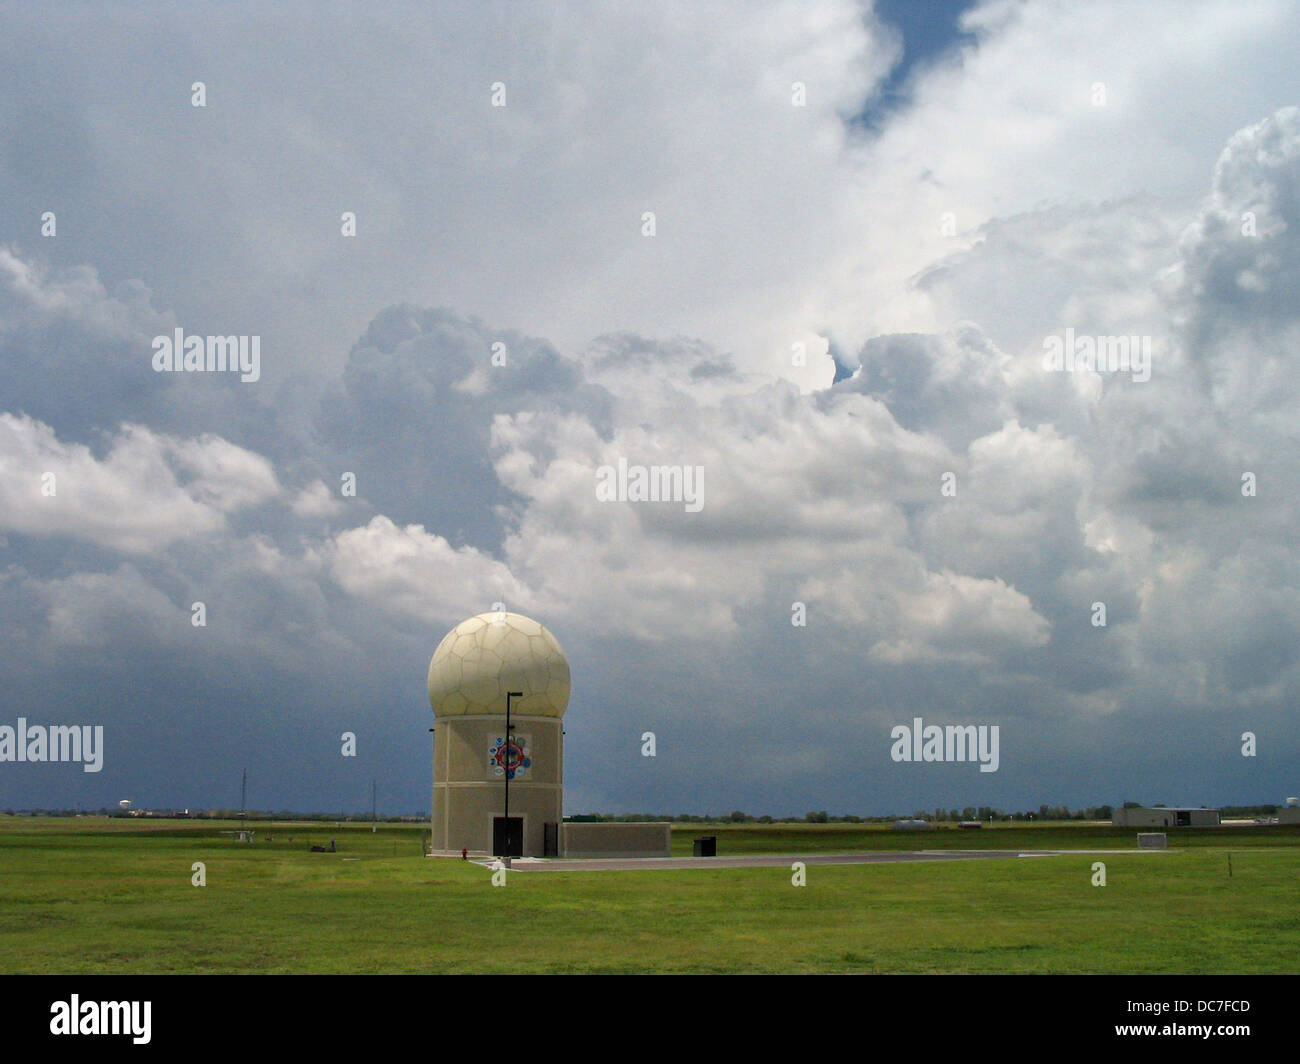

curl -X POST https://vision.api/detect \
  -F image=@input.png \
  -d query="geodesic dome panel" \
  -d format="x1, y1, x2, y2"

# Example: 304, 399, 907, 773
428, 611, 571, 718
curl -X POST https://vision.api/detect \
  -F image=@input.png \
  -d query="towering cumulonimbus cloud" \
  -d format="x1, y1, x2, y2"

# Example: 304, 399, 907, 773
0, 3, 1298, 815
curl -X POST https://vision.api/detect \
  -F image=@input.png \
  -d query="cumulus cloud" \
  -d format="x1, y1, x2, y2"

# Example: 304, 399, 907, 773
0, 414, 281, 553
0, 246, 285, 452
325, 514, 528, 625
290, 479, 343, 518
2, 4, 1300, 817
41, 564, 189, 650
314, 305, 613, 550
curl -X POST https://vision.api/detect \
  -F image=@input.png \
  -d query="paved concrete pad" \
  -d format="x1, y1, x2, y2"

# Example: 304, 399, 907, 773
490, 849, 1071, 872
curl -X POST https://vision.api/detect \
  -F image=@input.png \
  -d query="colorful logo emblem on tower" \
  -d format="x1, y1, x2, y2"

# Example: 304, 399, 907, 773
488, 735, 532, 780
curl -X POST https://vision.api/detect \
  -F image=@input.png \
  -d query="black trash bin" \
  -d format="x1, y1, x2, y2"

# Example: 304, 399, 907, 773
693, 836, 717, 857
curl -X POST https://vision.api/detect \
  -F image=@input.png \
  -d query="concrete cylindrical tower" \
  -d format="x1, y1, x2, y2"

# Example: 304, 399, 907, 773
428, 611, 570, 857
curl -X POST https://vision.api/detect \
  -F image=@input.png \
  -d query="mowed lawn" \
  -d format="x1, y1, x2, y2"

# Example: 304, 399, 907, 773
1, 818, 1297, 974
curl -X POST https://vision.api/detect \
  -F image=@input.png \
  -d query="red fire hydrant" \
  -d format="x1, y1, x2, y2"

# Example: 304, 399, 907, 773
461, 847, 468, 860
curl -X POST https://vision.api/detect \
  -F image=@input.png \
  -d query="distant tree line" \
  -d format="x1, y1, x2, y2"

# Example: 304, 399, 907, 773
8, 802, 1286, 821
567, 805, 1119, 824
0, 808, 428, 822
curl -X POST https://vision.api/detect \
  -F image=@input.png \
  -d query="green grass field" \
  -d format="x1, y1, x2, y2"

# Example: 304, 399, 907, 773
2, 817, 1297, 974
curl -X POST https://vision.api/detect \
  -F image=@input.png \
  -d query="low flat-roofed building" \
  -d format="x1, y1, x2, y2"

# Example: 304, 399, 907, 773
559, 821, 671, 858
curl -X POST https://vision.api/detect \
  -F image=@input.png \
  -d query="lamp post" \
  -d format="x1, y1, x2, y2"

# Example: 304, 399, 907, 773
503, 691, 522, 865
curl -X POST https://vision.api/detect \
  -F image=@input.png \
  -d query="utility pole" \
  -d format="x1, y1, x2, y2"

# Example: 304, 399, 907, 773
371, 780, 377, 833
504, 692, 522, 865
240, 769, 247, 821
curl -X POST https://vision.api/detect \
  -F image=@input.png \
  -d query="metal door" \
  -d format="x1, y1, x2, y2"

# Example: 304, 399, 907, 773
493, 816, 523, 857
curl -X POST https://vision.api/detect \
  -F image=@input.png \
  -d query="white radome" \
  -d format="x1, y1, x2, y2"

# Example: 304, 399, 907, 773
428, 611, 571, 718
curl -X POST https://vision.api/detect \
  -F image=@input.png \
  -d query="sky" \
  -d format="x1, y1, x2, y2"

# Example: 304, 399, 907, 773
1, 0, 1299, 818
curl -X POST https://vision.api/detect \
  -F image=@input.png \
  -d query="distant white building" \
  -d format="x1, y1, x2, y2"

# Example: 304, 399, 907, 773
1113, 806, 1220, 828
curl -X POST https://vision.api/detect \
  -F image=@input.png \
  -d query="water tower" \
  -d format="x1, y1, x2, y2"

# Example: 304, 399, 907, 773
428, 611, 570, 857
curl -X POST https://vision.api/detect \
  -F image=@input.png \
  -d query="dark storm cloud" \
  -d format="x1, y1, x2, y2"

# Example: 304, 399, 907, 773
830, 327, 1011, 451
315, 305, 612, 551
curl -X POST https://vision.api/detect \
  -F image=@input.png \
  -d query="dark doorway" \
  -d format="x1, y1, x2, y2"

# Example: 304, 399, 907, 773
493, 816, 523, 857
1175, 810, 1191, 827
544, 822, 558, 857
